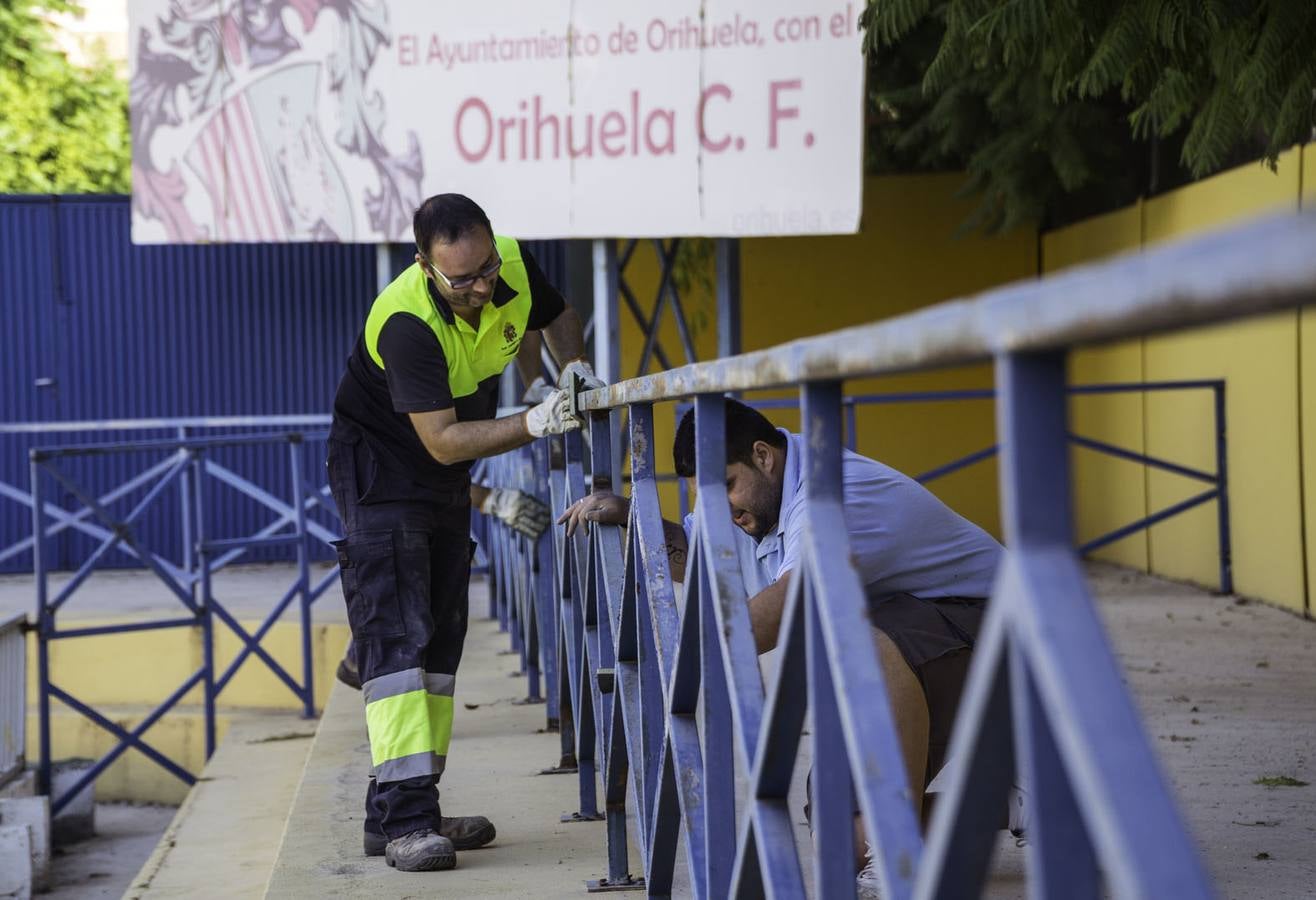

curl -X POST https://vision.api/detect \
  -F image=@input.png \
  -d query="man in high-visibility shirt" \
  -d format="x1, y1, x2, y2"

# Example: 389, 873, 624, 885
329, 193, 601, 873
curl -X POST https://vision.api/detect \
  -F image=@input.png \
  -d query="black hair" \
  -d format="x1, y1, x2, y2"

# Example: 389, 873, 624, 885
413, 194, 492, 256
672, 397, 787, 478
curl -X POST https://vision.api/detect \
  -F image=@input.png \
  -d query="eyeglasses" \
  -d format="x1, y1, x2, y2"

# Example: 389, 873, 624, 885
426, 250, 502, 292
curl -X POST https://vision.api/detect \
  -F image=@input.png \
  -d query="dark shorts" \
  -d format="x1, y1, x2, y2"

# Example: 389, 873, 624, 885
866, 591, 987, 789
805, 591, 986, 823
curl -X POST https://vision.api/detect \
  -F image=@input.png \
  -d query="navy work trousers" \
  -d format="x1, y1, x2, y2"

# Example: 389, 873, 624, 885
327, 434, 473, 840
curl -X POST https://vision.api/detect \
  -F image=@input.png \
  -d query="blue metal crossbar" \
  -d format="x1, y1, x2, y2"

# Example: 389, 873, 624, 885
678, 379, 1233, 593
0, 416, 333, 572
483, 213, 1315, 897
24, 425, 339, 814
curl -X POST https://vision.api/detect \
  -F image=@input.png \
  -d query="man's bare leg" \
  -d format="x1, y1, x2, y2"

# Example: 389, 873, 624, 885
852, 627, 929, 872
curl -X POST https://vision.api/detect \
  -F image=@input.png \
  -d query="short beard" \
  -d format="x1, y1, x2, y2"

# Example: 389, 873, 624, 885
747, 477, 783, 540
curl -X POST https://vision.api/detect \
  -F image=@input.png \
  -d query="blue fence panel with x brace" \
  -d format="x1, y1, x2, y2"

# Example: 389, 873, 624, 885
25, 424, 340, 814
480, 212, 1316, 898
675, 378, 1233, 594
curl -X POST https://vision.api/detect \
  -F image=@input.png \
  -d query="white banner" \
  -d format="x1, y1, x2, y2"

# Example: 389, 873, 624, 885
128, 0, 865, 243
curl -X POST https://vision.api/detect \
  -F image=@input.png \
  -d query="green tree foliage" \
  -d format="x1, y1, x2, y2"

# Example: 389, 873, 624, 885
0, 0, 130, 193
862, 0, 1316, 231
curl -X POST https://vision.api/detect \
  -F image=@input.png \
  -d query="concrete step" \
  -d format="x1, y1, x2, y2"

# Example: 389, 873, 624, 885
0, 823, 34, 900
264, 617, 641, 899
0, 795, 50, 899
125, 711, 319, 899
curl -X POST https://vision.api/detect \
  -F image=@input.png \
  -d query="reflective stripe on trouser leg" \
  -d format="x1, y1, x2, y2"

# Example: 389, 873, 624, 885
363, 668, 457, 782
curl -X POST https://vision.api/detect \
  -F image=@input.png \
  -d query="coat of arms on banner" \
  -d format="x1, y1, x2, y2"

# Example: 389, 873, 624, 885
184, 64, 352, 240
130, 0, 422, 244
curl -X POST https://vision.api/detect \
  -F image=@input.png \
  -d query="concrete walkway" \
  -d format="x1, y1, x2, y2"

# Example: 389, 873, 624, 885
261, 564, 1316, 899
265, 610, 651, 899
1091, 564, 1316, 899
128, 711, 317, 898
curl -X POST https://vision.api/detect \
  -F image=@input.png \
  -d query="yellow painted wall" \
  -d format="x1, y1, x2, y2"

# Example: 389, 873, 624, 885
1141, 150, 1304, 611
26, 620, 351, 710
615, 158, 1314, 615
1045, 205, 1148, 570
620, 173, 1039, 536
1037, 148, 1311, 615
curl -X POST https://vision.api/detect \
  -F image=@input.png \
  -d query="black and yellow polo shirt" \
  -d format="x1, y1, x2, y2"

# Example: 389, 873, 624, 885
331, 236, 565, 489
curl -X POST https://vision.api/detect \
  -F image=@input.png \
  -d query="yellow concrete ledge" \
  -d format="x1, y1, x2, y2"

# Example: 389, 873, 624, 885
28, 707, 231, 805
19, 620, 348, 804
26, 621, 351, 711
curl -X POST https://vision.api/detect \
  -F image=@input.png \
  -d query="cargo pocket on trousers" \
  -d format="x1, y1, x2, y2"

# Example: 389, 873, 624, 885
334, 532, 407, 639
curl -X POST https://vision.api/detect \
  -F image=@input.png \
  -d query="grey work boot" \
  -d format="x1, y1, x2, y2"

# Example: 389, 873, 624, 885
366, 816, 495, 856
383, 828, 456, 872
439, 814, 496, 850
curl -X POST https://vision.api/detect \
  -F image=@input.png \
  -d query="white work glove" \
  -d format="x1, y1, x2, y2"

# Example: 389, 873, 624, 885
481, 487, 551, 539
521, 375, 553, 404
524, 388, 581, 437
557, 358, 606, 392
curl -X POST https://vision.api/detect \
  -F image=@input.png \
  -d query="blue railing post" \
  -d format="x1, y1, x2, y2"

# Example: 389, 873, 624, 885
288, 435, 315, 718
478, 499, 496, 620
178, 425, 194, 576
531, 439, 559, 721
801, 380, 860, 899
1213, 383, 1233, 594
560, 428, 602, 823
544, 439, 579, 771
193, 446, 217, 758
30, 452, 53, 798
690, 391, 768, 899
521, 457, 544, 703
803, 379, 925, 899
621, 402, 684, 894
697, 537, 736, 899
584, 409, 644, 892
495, 515, 511, 634
999, 350, 1089, 899
988, 350, 1213, 899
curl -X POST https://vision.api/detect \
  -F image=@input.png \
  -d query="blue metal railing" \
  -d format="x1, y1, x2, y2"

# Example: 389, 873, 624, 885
676, 379, 1233, 593
0, 416, 336, 572
13, 418, 340, 814
480, 212, 1316, 898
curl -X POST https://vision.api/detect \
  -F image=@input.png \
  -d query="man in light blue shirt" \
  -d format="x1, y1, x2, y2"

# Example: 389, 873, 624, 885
678, 428, 1000, 601
560, 397, 1000, 768
558, 399, 1018, 858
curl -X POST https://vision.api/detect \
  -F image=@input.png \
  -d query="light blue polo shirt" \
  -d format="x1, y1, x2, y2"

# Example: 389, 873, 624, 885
683, 429, 1002, 599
